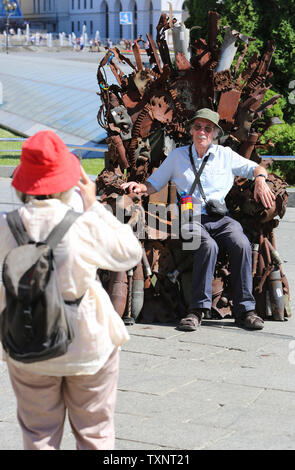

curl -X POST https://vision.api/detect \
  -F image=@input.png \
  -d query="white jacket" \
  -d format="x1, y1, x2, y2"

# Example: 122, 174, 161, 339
0, 197, 142, 376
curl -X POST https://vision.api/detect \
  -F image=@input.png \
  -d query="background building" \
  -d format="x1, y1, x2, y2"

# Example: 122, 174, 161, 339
18, 0, 69, 32
17, 0, 188, 41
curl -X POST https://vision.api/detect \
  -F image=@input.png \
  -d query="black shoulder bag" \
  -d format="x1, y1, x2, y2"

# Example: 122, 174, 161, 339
188, 144, 227, 216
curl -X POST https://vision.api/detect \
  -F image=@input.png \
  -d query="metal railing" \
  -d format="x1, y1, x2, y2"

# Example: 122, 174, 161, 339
260, 156, 295, 160
0, 138, 106, 159
0, 138, 295, 161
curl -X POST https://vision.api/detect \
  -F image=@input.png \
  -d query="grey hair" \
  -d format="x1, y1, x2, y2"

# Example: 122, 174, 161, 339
213, 126, 220, 139
15, 188, 74, 204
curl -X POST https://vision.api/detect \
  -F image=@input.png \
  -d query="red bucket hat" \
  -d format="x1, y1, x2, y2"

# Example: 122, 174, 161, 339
12, 130, 81, 195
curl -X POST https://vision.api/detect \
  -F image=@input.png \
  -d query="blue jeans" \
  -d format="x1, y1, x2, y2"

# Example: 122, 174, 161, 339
187, 215, 255, 315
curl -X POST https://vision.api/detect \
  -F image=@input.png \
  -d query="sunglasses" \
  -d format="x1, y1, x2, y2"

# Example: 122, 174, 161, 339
192, 124, 214, 133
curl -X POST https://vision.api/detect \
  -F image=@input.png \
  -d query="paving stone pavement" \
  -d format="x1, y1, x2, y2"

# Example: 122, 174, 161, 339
0, 179, 295, 451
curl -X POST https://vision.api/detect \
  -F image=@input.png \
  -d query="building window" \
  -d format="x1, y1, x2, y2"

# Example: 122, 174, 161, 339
48, 0, 51, 11
84, 0, 87, 8
90, 0, 93, 8
120, 1, 122, 38
90, 20, 93, 34
134, 3, 137, 40
78, 0, 80, 9
72, 21, 74, 32
72, 0, 74, 9
149, 1, 153, 36
43, 0, 46, 11
101, 1, 108, 38
106, 3, 109, 38
33, 0, 41, 13
78, 20, 80, 31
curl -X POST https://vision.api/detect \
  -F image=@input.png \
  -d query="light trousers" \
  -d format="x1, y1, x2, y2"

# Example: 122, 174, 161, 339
7, 347, 119, 450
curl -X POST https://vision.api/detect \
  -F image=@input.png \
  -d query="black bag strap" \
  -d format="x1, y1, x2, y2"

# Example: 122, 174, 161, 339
45, 210, 81, 250
6, 210, 31, 246
6, 209, 80, 250
188, 144, 210, 202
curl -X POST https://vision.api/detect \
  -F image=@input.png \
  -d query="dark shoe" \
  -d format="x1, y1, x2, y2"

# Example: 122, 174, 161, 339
178, 311, 203, 331
235, 310, 264, 330
202, 308, 212, 319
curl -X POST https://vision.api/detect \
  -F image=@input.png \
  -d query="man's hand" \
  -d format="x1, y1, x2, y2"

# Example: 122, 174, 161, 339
254, 176, 276, 208
121, 181, 156, 195
121, 181, 146, 194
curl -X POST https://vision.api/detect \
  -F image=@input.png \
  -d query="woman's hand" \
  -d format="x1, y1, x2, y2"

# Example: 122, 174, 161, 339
77, 166, 97, 210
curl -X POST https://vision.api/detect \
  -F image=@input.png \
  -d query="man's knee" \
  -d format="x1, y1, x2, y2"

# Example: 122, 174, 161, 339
201, 236, 219, 255
230, 232, 251, 255
222, 218, 250, 250
223, 216, 244, 233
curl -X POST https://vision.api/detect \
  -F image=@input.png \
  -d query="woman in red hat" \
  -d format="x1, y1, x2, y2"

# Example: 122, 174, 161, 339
0, 130, 142, 450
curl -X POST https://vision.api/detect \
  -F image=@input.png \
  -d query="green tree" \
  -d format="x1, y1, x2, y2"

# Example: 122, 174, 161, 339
184, 0, 295, 180
185, 0, 295, 121
260, 121, 295, 184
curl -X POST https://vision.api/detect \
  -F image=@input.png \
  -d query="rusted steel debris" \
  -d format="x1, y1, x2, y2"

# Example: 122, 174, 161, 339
96, 12, 290, 325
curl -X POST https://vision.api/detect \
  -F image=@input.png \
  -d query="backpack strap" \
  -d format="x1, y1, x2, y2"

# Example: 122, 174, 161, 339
6, 210, 32, 246
6, 209, 80, 249
45, 210, 81, 250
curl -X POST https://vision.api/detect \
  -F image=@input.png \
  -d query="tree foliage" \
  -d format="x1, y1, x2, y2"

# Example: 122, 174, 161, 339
185, 0, 295, 120
260, 121, 295, 184
184, 0, 295, 176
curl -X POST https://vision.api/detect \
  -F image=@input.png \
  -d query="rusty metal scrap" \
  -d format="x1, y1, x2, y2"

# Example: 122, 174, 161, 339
226, 173, 288, 223
95, 12, 290, 325
207, 10, 220, 56
156, 13, 176, 69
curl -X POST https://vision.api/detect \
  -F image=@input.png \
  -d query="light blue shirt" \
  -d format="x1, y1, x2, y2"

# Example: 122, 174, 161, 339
148, 143, 258, 214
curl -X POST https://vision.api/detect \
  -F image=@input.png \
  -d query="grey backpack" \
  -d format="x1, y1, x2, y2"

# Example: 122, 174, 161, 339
0, 209, 80, 363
